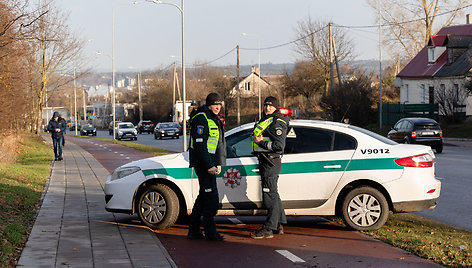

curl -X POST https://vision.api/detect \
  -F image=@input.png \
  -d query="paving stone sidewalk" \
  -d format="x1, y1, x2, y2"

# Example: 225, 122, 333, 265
17, 139, 177, 268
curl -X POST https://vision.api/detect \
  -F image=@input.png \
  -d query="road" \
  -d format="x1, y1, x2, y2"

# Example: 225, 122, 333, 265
415, 140, 472, 232
76, 131, 472, 232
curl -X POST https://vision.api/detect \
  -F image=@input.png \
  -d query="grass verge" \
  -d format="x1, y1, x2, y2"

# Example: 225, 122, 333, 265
0, 133, 52, 267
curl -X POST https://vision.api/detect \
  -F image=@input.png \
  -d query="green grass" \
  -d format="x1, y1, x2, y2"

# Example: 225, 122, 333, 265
363, 213, 472, 267
0, 133, 53, 268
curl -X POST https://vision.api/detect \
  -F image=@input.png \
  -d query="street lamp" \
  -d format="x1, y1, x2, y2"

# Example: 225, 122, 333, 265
61, 71, 78, 136
95, 51, 116, 140
146, 0, 187, 152
242, 32, 261, 120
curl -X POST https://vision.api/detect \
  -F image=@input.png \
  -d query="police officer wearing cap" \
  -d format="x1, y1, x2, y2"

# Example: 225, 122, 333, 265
250, 96, 289, 239
188, 92, 227, 241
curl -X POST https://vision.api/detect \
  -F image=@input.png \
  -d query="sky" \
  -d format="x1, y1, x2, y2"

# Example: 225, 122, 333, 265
56, 0, 384, 72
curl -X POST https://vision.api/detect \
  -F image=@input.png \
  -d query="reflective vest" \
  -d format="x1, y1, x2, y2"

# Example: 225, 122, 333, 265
252, 116, 287, 152
189, 112, 219, 154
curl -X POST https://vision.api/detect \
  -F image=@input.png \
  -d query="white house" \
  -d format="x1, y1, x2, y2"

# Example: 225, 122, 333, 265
395, 21, 472, 117
230, 66, 270, 97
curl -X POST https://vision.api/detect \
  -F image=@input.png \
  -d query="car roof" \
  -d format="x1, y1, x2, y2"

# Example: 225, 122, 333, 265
402, 117, 439, 124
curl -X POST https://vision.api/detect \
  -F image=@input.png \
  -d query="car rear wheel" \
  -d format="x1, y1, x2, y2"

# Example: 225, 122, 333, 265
137, 184, 180, 230
341, 186, 389, 231
435, 144, 443, 153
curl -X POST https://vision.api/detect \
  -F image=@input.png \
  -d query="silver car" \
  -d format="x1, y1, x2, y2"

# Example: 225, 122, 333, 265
116, 122, 138, 141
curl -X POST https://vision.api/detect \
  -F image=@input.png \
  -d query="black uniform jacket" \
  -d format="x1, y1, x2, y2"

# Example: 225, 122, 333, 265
47, 117, 67, 139
189, 106, 227, 169
256, 110, 289, 156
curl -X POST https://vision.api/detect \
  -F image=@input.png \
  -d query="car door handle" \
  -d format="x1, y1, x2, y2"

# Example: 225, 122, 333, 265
323, 165, 342, 169
251, 169, 260, 173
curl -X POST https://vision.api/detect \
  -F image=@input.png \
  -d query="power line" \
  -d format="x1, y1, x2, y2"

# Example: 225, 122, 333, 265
193, 46, 237, 66
335, 3, 472, 29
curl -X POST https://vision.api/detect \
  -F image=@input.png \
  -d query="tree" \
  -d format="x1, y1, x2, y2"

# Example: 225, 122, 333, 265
368, 0, 468, 59
280, 61, 325, 117
23, 0, 86, 134
434, 82, 469, 123
294, 16, 356, 94
321, 75, 376, 127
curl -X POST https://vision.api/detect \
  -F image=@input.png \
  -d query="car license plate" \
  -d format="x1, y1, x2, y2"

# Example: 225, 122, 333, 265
422, 131, 434, 135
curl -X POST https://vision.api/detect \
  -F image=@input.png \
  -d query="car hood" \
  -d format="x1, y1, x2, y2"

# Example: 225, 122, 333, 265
119, 152, 188, 171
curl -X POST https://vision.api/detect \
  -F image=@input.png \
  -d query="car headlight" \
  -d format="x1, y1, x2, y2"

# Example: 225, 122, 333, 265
110, 166, 141, 181
133, 129, 137, 134
118, 131, 123, 135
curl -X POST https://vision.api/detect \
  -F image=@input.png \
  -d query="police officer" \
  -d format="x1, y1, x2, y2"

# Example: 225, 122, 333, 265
250, 96, 289, 239
188, 92, 227, 241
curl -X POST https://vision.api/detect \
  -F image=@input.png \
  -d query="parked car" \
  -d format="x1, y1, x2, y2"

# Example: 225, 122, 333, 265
116, 122, 137, 141
154, 122, 180, 139
105, 120, 441, 231
80, 124, 97, 136
69, 123, 81, 131
137, 120, 155, 134
108, 121, 122, 135
388, 117, 443, 153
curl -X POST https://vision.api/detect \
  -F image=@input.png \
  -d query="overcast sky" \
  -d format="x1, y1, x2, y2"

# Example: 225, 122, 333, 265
56, 0, 386, 72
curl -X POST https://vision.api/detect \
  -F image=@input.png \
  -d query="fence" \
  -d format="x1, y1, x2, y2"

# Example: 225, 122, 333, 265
379, 103, 439, 125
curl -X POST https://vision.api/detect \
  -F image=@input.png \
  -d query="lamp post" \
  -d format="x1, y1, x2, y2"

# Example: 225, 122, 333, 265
146, 0, 187, 152
242, 32, 261, 120
73, 67, 78, 136
96, 51, 116, 139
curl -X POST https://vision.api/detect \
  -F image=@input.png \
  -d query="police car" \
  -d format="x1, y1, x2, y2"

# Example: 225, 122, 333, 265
104, 120, 441, 231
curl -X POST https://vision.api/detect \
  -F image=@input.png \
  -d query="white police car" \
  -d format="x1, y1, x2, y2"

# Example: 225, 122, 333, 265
105, 120, 441, 231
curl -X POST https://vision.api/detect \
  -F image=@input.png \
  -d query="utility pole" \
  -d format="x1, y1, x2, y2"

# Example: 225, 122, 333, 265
328, 22, 334, 95
173, 62, 176, 122
331, 34, 342, 88
138, 72, 143, 122
379, 0, 383, 129
237, 45, 240, 126
83, 88, 86, 123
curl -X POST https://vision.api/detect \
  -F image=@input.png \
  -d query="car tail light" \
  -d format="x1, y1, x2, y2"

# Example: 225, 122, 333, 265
411, 131, 417, 138
395, 153, 433, 168
140, 124, 143, 126
439, 130, 442, 137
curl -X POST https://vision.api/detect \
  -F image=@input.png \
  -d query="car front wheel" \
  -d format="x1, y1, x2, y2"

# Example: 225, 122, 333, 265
341, 186, 389, 231
137, 184, 180, 230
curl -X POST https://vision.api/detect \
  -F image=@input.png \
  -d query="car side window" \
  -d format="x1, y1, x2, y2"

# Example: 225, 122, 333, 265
285, 127, 334, 154
394, 120, 403, 130
226, 129, 253, 158
333, 132, 357, 151
405, 121, 413, 130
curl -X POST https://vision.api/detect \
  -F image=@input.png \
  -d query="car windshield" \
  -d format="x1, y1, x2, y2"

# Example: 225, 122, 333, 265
172, 123, 180, 128
83, 125, 94, 129
119, 123, 134, 129
415, 124, 440, 130
348, 125, 398, 145
160, 123, 172, 128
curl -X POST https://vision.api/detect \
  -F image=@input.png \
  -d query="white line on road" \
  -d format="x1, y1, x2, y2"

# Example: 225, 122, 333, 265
120, 154, 124, 156
114, 152, 118, 154
228, 218, 245, 225
126, 157, 130, 160
275, 250, 305, 263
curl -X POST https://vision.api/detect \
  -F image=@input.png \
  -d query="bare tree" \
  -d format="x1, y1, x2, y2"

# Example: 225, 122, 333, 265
434, 82, 469, 123
368, 0, 468, 59
22, 0, 86, 133
294, 16, 356, 94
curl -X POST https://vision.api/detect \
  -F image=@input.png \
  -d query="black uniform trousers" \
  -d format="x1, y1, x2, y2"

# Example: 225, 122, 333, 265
259, 156, 287, 231
188, 165, 219, 236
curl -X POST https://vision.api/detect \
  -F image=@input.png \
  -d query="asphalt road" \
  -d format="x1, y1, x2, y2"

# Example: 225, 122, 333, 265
415, 140, 472, 232
74, 131, 472, 232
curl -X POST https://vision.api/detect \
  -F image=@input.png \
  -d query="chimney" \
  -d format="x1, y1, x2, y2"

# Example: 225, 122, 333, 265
467, 14, 471, 24
251, 66, 255, 73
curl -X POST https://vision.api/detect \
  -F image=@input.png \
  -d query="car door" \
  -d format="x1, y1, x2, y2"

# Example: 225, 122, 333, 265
217, 128, 262, 210
278, 126, 357, 209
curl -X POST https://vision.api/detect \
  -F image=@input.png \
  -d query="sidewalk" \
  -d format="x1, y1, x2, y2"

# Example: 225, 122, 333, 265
17, 139, 176, 268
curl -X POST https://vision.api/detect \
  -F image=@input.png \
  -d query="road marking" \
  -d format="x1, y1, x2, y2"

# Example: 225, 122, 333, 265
228, 218, 245, 225
126, 157, 130, 160
109, 149, 112, 152
120, 154, 124, 156
275, 250, 305, 263
114, 152, 118, 154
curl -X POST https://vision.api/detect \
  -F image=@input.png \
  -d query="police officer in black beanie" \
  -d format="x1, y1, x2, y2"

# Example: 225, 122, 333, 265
250, 96, 289, 238
187, 92, 227, 241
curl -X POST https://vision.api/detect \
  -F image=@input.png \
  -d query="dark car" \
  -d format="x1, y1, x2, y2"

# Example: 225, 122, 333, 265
137, 120, 154, 134
116, 122, 138, 141
69, 123, 81, 131
108, 121, 122, 135
80, 124, 97, 136
154, 122, 180, 139
388, 117, 443, 153
171, 122, 183, 135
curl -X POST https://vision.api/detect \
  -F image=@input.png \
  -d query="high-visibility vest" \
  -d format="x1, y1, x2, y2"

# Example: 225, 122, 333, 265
189, 112, 219, 154
252, 116, 287, 152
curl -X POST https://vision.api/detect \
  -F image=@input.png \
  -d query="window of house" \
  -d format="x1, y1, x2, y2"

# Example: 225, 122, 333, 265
440, 84, 446, 98
421, 84, 426, 103
405, 84, 409, 102
453, 84, 459, 104
429, 86, 435, 104
428, 47, 435, 63
245, 82, 251, 91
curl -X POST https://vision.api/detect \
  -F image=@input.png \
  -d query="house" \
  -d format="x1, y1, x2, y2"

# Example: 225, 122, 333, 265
230, 66, 270, 97
395, 17, 472, 118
